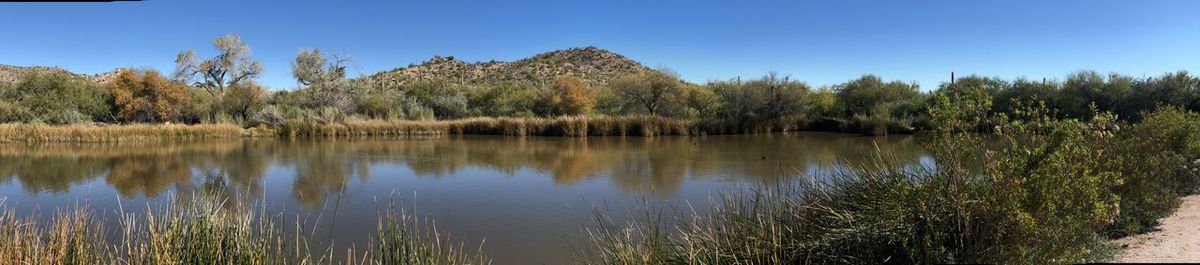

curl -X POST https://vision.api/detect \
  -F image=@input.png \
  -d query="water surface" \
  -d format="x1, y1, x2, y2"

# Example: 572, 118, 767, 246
0, 133, 929, 264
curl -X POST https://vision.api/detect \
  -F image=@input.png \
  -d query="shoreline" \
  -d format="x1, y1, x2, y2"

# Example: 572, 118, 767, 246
0, 115, 916, 142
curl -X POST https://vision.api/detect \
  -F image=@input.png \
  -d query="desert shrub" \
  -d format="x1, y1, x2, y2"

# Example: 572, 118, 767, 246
582, 83, 1127, 264
465, 82, 539, 117
835, 75, 922, 119
249, 105, 285, 127
542, 76, 594, 116
1106, 106, 1200, 235
0, 72, 111, 124
106, 69, 190, 123
1124, 71, 1200, 120
179, 87, 220, 124
991, 78, 1057, 116
708, 73, 811, 129
1054, 71, 1131, 119
399, 81, 469, 119
0, 101, 34, 123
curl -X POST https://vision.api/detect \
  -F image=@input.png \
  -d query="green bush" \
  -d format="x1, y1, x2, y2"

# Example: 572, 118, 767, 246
0, 101, 34, 123
1107, 106, 1200, 235
0, 72, 111, 124
582, 86, 1136, 264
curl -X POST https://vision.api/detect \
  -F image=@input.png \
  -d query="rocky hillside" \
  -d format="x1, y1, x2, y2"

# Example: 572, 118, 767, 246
0, 64, 121, 86
3, 46, 651, 89
362, 46, 652, 88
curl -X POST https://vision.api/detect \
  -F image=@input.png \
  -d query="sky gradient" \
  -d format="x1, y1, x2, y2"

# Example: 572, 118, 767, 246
1, 0, 1198, 90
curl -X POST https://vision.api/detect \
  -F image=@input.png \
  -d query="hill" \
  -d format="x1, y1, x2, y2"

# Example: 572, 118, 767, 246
0, 64, 123, 86
361, 46, 652, 88
2, 46, 653, 89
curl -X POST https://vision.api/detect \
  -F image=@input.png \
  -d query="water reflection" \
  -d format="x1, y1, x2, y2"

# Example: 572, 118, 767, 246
0, 133, 927, 203
0, 133, 929, 264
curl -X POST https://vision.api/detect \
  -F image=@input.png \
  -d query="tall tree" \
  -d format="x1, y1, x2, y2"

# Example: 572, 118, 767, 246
612, 70, 685, 115
291, 49, 358, 111
174, 34, 263, 96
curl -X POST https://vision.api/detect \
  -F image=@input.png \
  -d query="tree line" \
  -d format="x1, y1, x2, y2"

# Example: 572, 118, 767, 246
0, 34, 1196, 132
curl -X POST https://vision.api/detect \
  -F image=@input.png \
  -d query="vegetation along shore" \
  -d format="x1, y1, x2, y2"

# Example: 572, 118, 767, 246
3, 34, 1195, 142
3, 33, 1200, 264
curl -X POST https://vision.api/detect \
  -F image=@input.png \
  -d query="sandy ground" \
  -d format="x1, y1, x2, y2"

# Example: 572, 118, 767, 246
1113, 195, 1200, 263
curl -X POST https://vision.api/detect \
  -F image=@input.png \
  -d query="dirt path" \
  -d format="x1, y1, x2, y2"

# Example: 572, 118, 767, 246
1114, 195, 1200, 263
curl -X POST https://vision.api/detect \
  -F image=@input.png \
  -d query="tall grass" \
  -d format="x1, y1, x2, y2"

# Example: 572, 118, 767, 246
0, 123, 250, 143
279, 115, 693, 138
0, 195, 489, 265
0, 114, 926, 142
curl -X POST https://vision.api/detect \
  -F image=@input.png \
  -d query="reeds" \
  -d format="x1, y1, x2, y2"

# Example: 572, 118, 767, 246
0, 195, 489, 265
0, 114, 921, 142
0, 123, 248, 143
279, 115, 694, 138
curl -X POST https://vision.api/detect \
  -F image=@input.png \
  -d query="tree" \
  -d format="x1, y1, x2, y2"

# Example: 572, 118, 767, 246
711, 73, 810, 121
835, 75, 922, 117
612, 70, 685, 115
106, 69, 190, 123
174, 34, 263, 96
546, 76, 594, 115
291, 49, 361, 111
222, 82, 268, 121
292, 49, 348, 86
683, 84, 719, 118
754, 73, 809, 120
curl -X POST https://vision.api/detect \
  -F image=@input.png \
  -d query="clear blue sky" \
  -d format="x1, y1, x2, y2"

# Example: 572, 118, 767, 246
2, 0, 1197, 90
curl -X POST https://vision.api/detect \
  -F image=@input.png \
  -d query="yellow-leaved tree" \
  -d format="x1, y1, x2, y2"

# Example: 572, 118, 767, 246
106, 69, 190, 123
547, 76, 594, 115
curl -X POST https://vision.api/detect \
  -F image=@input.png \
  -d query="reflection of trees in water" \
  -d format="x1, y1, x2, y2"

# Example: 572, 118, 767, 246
0, 155, 110, 194
274, 134, 928, 197
105, 155, 193, 197
0, 141, 266, 198
275, 141, 371, 206
0, 133, 930, 202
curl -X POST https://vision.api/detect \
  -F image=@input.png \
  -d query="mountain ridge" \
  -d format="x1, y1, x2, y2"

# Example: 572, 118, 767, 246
1, 46, 653, 88
361, 46, 653, 88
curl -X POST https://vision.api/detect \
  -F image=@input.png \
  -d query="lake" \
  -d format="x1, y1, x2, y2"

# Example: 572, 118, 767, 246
0, 133, 930, 264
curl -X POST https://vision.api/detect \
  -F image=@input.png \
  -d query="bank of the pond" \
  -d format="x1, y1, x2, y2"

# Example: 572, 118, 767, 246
0, 115, 914, 142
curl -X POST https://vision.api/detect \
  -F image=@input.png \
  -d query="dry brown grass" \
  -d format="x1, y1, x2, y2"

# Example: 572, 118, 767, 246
280, 115, 694, 138
0, 123, 249, 143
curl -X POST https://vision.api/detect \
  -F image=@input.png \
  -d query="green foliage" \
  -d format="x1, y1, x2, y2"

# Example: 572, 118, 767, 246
835, 74, 923, 118
0, 72, 111, 124
394, 81, 470, 119
179, 87, 220, 124
711, 73, 811, 121
992, 78, 1056, 116
610, 71, 687, 116
174, 34, 263, 96
1107, 106, 1200, 235
580, 86, 1199, 264
221, 82, 268, 123
681, 84, 719, 119
465, 82, 538, 117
